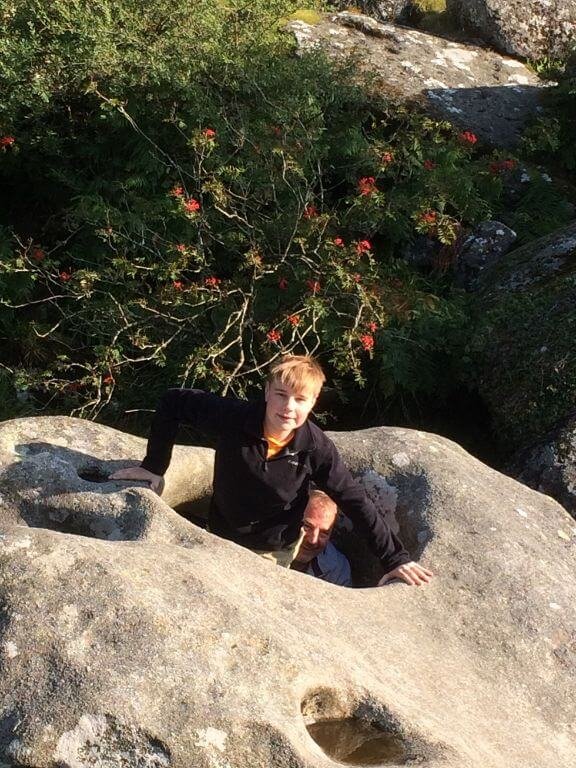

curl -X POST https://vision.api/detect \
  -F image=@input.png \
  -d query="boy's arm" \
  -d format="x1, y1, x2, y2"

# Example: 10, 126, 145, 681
111, 388, 243, 483
313, 436, 433, 585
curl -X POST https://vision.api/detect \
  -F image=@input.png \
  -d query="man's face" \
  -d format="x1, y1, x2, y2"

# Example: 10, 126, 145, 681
294, 496, 337, 564
264, 378, 317, 437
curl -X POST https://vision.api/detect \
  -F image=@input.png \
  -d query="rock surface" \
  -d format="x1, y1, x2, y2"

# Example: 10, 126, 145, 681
1, 416, 576, 767
455, 220, 517, 289
400, 233, 441, 269
446, 0, 576, 60
470, 220, 576, 451
286, 11, 546, 147
511, 412, 576, 519
401, 220, 517, 279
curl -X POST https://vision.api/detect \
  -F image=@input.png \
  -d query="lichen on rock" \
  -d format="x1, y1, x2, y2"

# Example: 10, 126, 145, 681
446, 0, 576, 61
286, 10, 545, 147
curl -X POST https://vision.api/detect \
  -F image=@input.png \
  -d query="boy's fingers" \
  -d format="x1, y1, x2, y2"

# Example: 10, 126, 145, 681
406, 564, 433, 579
414, 572, 432, 585
109, 467, 163, 491
109, 467, 141, 479
406, 569, 425, 586
380, 563, 433, 587
415, 568, 433, 582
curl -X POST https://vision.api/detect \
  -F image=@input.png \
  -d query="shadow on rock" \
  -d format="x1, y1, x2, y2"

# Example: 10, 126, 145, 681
333, 468, 433, 587
1, 442, 207, 547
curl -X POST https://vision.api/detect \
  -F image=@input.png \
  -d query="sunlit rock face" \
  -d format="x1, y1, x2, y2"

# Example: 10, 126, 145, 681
286, 11, 545, 148
446, 0, 576, 60
0, 416, 575, 767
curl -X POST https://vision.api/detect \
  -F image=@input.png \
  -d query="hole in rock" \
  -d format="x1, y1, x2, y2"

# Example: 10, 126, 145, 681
78, 466, 110, 483
301, 689, 428, 766
172, 497, 210, 529
15, 441, 50, 457
306, 718, 407, 765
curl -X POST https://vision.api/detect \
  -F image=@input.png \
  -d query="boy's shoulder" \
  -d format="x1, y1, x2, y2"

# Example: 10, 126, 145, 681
306, 418, 326, 440
225, 395, 263, 431
302, 418, 339, 456
169, 387, 257, 434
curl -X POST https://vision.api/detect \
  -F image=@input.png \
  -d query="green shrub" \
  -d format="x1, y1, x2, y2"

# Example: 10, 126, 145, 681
521, 63, 576, 174
467, 278, 576, 450
0, 0, 564, 430
0, 92, 478, 418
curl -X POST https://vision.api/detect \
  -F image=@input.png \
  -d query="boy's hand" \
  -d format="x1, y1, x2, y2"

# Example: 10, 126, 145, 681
378, 561, 433, 587
109, 466, 165, 496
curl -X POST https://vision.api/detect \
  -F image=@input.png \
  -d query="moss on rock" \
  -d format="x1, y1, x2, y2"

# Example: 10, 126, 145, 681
469, 223, 576, 451
283, 8, 323, 24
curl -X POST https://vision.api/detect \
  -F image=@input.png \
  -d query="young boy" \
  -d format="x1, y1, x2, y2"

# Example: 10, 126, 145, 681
111, 355, 432, 586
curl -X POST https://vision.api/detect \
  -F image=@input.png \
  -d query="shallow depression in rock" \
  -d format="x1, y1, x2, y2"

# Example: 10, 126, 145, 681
78, 466, 111, 483
306, 717, 408, 765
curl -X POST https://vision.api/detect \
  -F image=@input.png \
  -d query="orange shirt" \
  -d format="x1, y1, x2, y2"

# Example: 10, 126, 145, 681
265, 432, 294, 459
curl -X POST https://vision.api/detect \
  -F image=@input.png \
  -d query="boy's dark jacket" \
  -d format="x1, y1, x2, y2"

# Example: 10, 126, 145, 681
141, 389, 410, 572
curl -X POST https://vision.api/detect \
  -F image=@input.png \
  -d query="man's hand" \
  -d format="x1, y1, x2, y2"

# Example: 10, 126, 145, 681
109, 466, 165, 496
378, 561, 433, 587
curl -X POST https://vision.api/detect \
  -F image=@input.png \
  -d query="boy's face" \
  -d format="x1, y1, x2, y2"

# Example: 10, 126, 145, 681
264, 378, 318, 436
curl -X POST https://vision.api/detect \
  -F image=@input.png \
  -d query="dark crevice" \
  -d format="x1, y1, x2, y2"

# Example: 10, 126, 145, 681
77, 466, 110, 483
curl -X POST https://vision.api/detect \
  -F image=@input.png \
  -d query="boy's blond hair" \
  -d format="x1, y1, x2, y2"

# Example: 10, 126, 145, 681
267, 355, 326, 397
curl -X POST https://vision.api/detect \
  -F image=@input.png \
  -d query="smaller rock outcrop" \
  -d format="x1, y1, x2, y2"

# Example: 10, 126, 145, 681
401, 220, 517, 282
455, 220, 517, 289
511, 412, 576, 519
287, 11, 545, 147
469, 221, 576, 455
446, 0, 576, 60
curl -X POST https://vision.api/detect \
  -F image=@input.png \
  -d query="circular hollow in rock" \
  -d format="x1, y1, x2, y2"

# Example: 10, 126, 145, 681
301, 688, 419, 766
306, 717, 407, 765
78, 466, 110, 483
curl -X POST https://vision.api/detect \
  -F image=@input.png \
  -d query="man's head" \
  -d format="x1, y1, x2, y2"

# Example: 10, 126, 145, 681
264, 355, 325, 438
294, 490, 338, 564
